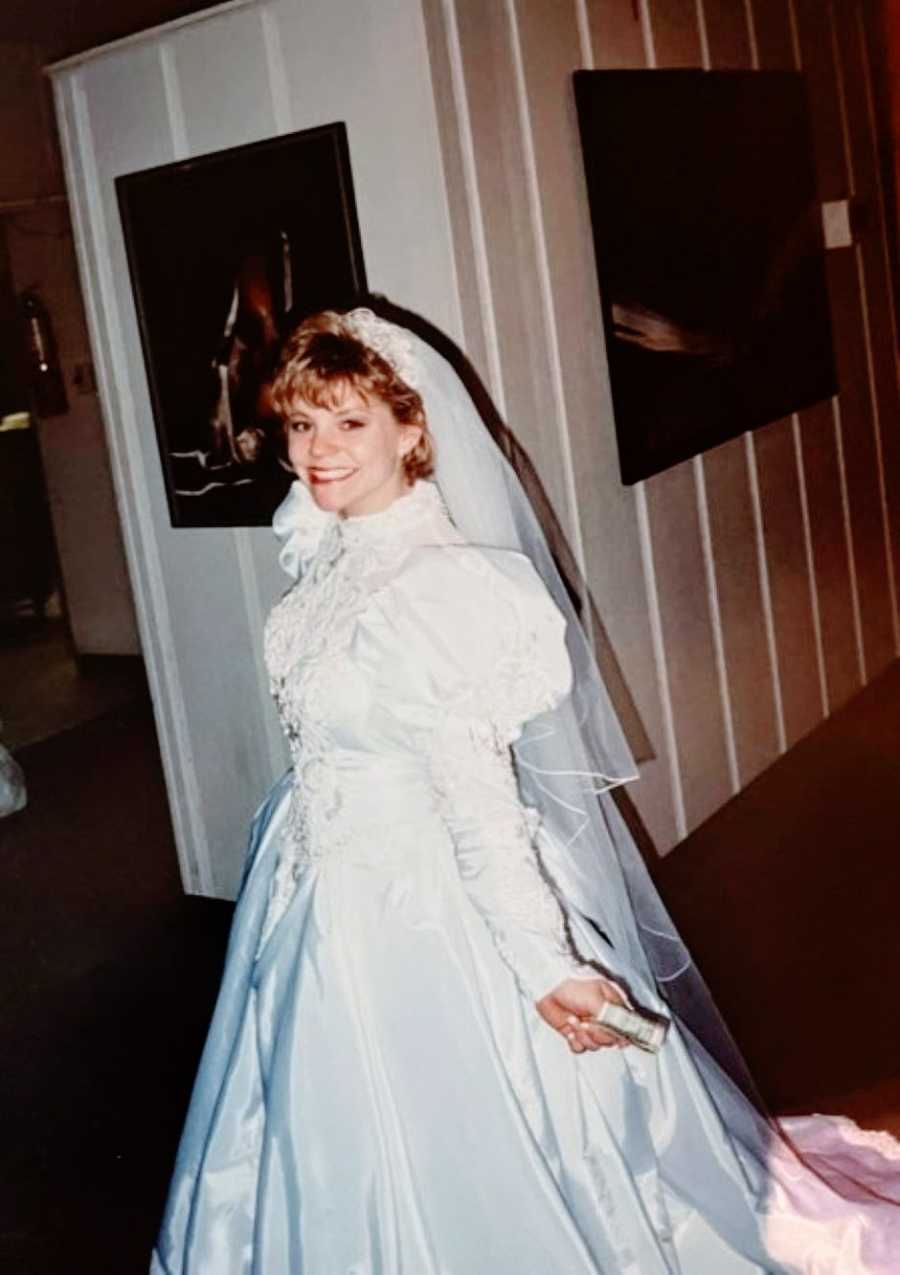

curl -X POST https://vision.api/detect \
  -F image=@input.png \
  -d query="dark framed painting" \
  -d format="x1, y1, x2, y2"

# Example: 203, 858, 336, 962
574, 70, 837, 485
117, 122, 368, 527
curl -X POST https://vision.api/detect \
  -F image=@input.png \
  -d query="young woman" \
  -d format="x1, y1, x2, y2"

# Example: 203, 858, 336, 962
152, 308, 898, 1274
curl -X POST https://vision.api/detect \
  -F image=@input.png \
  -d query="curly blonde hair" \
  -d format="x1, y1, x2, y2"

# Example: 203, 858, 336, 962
270, 311, 434, 482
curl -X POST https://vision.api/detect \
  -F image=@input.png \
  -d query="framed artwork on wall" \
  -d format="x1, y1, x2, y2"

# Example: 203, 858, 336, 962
117, 121, 368, 527
574, 70, 837, 485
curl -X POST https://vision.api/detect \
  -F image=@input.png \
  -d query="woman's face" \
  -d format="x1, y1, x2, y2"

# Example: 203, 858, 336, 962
284, 384, 421, 518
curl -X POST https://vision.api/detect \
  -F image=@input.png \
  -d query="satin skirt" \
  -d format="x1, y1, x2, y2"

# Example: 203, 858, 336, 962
150, 774, 798, 1274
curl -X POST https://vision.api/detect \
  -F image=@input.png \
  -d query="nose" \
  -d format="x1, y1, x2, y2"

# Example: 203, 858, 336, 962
307, 427, 333, 458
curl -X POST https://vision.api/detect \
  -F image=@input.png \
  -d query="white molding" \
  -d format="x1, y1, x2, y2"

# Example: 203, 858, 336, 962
743, 0, 759, 68
786, 0, 802, 68
694, 454, 740, 792
830, 5, 898, 662
261, 2, 294, 135
233, 530, 286, 779
505, 0, 589, 592
573, 0, 593, 68
855, 5, 900, 654
829, 4, 857, 196
853, 242, 900, 654
694, 0, 711, 69
45, 0, 258, 74
159, 41, 188, 159
55, 71, 213, 893
745, 432, 786, 752
832, 396, 867, 683
791, 414, 829, 717
638, 0, 657, 68
635, 483, 687, 839
441, 0, 507, 413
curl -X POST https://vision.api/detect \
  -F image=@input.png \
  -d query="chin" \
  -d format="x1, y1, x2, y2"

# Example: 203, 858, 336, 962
303, 474, 360, 514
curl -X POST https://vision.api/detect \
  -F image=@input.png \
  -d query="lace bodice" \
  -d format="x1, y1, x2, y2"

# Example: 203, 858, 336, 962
260, 479, 590, 998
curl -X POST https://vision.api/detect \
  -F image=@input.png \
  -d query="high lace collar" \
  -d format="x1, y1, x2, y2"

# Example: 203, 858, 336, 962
273, 479, 449, 579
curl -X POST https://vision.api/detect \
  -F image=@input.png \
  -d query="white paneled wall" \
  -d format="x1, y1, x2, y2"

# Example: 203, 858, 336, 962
424, 0, 900, 851
50, 0, 462, 897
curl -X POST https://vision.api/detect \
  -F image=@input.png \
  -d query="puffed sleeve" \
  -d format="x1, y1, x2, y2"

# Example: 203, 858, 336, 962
357, 547, 595, 1003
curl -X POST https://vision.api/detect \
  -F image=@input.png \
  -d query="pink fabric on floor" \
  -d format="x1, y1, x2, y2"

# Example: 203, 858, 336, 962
765, 1116, 900, 1273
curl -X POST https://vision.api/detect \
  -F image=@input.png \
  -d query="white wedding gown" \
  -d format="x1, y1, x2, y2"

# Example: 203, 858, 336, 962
152, 479, 899, 1274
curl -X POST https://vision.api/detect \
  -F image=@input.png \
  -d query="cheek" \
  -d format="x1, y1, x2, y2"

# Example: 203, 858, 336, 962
351, 427, 401, 468
286, 432, 308, 465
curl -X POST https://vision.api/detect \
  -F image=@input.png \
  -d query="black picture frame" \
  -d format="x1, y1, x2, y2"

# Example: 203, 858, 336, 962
574, 70, 837, 485
117, 121, 368, 527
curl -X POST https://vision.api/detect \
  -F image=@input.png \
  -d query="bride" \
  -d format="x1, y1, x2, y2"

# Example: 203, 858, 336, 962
151, 307, 899, 1273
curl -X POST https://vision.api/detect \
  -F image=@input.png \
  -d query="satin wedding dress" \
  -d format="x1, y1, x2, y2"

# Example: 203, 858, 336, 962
152, 477, 898, 1275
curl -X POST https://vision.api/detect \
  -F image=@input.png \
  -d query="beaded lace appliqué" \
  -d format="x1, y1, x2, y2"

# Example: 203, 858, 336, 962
260, 487, 442, 944
427, 716, 585, 1000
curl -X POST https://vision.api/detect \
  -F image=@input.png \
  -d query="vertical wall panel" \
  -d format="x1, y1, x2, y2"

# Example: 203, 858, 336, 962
586, 0, 646, 66
645, 0, 704, 66
745, 0, 824, 745
699, 0, 781, 783
645, 461, 733, 826
798, 400, 861, 707
702, 439, 780, 783
419, 0, 491, 384
170, 6, 271, 151
453, 0, 573, 539
70, 45, 216, 893
836, 1, 900, 655
514, 0, 678, 848
640, 0, 733, 827
825, 247, 895, 676
270, 0, 460, 340
747, 0, 796, 68
166, 5, 289, 793
793, 0, 847, 200
82, 41, 276, 895
702, 0, 754, 67
753, 417, 823, 744
790, 0, 865, 706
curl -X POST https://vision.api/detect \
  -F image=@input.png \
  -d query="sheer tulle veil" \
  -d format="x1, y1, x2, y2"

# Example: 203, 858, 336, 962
338, 306, 754, 1086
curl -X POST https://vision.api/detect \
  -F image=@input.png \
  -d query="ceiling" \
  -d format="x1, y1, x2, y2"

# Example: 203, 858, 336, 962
0, 0, 220, 62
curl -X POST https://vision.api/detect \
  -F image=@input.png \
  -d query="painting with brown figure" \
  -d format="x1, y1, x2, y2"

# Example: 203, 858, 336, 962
117, 122, 368, 527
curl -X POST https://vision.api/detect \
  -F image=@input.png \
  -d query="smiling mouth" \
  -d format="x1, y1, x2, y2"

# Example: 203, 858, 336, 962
308, 468, 356, 484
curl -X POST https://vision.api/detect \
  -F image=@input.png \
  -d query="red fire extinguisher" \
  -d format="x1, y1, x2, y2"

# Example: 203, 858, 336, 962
19, 289, 68, 417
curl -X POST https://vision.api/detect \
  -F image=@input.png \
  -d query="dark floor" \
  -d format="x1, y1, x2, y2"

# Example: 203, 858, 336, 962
0, 614, 147, 750
0, 701, 232, 1274
1, 662, 899, 1271
654, 659, 900, 1132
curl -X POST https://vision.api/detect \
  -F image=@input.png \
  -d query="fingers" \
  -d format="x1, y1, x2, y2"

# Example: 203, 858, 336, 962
561, 1015, 627, 1054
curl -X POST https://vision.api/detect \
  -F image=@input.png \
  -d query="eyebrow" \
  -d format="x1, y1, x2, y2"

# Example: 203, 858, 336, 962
286, 404, 371, 422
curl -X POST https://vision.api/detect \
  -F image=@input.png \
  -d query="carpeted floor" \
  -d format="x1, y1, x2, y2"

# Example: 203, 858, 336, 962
1, 661, 899, 1271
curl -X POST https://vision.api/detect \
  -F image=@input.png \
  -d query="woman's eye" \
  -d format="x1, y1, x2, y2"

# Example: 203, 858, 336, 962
340, 418, 365, 430
289, 420, 312, 434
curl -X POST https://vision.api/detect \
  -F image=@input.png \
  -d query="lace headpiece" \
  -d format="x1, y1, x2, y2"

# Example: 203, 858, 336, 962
341, 308, 422, 391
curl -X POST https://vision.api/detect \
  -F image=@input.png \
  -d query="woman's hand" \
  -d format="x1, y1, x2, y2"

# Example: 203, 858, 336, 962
536, 976, 630, 1054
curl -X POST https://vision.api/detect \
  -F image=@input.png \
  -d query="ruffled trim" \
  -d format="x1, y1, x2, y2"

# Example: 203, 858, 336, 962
272, 481, 336, 581
272, 479, 451, 580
